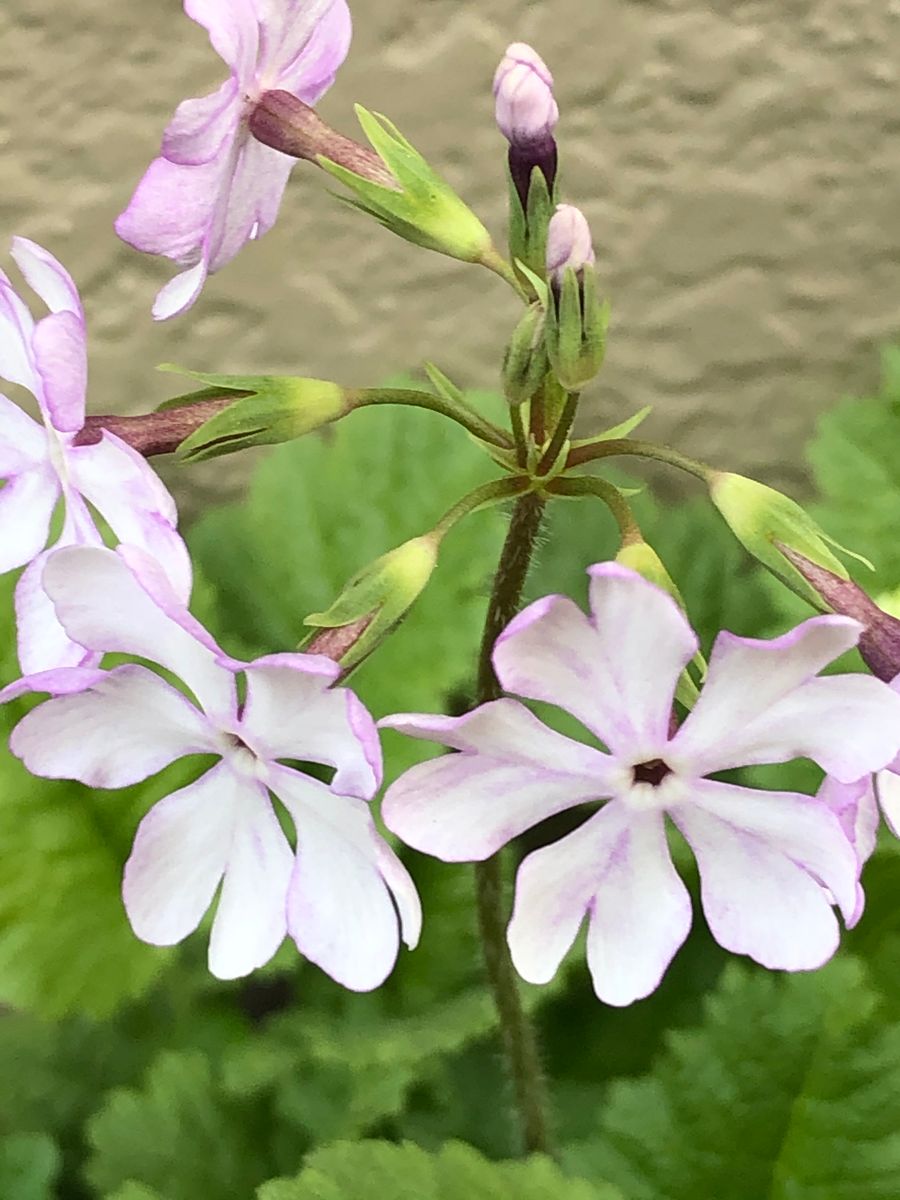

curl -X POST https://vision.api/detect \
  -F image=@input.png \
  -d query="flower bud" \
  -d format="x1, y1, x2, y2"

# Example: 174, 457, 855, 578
777, 546, 900, 682
546, 204, 595, 288
709, 471, 862, 609
543, 206, 607, 391
494, 43, 559, 149
157, 368, 353, 462
302, 535, 440, 672
502, 302, 549, 406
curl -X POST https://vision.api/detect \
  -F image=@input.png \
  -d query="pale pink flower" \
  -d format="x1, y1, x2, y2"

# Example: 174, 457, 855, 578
493, 43, 559, 149
0, 238, 189, 673
116, 0, 352, 320
382, 564, 900, 1007
1, 545, 420, 986
546, 204, 595, 285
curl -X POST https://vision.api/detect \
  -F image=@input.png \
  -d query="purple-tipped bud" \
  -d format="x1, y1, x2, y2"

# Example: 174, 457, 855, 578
493, 43, 559, 148
494, 43, 559, 210
546, 204, 595, 286
779, 545, 900, 683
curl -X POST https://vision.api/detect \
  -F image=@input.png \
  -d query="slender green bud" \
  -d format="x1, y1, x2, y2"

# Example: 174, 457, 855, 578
302, 535, 440, 672
502, 303, 549, 406
709, 471, 866, 608
159, 369, 352, 462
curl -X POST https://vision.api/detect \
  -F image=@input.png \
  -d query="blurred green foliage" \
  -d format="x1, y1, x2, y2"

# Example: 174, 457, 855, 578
0, 358, 899, 1196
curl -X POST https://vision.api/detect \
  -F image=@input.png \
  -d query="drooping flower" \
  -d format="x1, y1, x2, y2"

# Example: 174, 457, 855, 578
116, 0, 352, 320
1, 544, 420, 986
0, 238, 189, 673
382, 564, 900, 1007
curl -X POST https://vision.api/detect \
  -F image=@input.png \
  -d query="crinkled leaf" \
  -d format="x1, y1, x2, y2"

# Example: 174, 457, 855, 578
257, 1139, 622, 1200
565, 959, 900, 1199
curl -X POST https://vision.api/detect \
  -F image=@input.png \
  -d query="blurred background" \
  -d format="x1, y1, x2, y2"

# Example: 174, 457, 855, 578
2, 0, 899, 502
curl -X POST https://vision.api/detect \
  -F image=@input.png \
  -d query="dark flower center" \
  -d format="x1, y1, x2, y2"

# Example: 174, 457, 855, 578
632, 759, 672, 787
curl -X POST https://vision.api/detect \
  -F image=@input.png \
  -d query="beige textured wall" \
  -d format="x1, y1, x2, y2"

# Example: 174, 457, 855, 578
2, 0, 899, 506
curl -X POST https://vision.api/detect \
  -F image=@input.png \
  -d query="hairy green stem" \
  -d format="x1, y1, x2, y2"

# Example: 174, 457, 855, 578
565, 436, 712, 481
355, 387, 512, 449
432, 476, 530, 541
474, 492, 553, 1155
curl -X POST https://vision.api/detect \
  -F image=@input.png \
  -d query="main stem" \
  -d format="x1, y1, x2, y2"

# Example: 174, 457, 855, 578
474, 492, 552, 1155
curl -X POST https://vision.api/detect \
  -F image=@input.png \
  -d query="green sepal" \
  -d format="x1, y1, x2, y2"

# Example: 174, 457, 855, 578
709, 471, 869, 609
508, 163, 556, 284
571, 405, 654, 448
302, 535, 440, 671
502, 304, 549, 407
545, 269, 609, 391
319, 107, 493, 264
157, 368, 350, 463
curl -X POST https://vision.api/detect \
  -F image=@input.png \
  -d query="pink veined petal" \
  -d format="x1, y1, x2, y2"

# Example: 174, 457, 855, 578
673, 780, 857, 969
271, 0, 353, 98
0, 392, 47, 473
0, 270, 38, 392
671, 616, 863, 772
185, 0, 260, 79
123, 762, 239, 950
42, 545, 234, 719
508, 803, 692, 1006
817, 773, 878, 927
153, 260, 210, 322
207, 771, 294, 979
381, 699, 619, 862
372, 838, 422, 950
494, 565, 698, 758
0, 665, 107, 704
673, 673, 900, 782
162, 77, 241, 166
205, 135, 295, 272
240, 655, 380, 798
10, 237, 83, 319
271, 764, 412, 991
9, 663, 217, 787
15, 533, 103, 675
116, 155, 224, 262
0, 466, 58, 574
69, 432, 191, 600
875, 768, 900, 838
31, 310, 87, 432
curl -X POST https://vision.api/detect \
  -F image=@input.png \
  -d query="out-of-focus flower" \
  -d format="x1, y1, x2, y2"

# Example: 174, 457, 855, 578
116, 0, 352, 320
382, 564, 900, 1006
1, 545, 420, 987
0, 238, 189, 672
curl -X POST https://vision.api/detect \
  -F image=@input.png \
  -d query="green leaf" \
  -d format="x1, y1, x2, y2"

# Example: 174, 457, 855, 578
0, 1133, 60, 1200
565, 959, 900, 1199
188, 402, 505, 781
86, 1050, 283, 1200
257, 1140, 622, 1199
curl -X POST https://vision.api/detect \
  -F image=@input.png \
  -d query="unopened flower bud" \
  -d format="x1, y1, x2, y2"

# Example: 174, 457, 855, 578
546, 204, 595, 288
709, 472, 864, 609
543, 206, 607, 391
303, 535, 440, 672
502, 303, 549, 406
777, 546, 900, 682
157, 367, 353, 462
494, 44, 559, 211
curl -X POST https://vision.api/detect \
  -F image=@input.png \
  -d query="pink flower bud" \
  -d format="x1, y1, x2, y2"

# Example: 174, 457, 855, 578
493, 43, 559, 148
546, 204, 595, 285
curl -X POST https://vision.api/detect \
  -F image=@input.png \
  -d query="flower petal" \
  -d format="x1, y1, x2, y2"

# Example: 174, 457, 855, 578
206, 135, 295, 273
123, 763, 237, 950
0, 393, 46, 474
42, 545, 234, 719
0, 665, 107, 704
153, 261, 210, 322
272, 765, 414, 991
69, 432, 191, 599
817, 773, 878, 927
185, 0, 259, 77
381, 699, 619, 862
31, 310, 87, 432
9, 664, 216, 787
207, 775, 294, 979
116, 155, 223, 262
162, 78, 240, 166
0, 466, 58, 574
671, 616, 864, 774
271, 0, 353, 99
875, 768, 900, 838
673, 780, 857, 968
240, 654, 380, 798
10, 237, 82, 319
494, 564, 697, 757
508, 804, 691, 1005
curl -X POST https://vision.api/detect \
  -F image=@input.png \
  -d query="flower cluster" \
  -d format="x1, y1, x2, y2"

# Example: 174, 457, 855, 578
2, 1, 900, 1020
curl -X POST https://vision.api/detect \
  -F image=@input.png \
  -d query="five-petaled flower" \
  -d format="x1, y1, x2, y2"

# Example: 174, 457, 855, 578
116, 0, 352, 320
382, 564, 900, 1006
0, 238, 189, 673
1, 544, 420, 986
